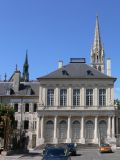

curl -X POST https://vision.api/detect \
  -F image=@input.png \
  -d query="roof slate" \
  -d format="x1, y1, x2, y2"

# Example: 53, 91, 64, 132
0, 82, 39, 96
38, 62, 116, 80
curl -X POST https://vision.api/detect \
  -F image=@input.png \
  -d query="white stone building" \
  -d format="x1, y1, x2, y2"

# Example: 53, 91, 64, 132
37, 58, 116, 145
0, 17, 117, 148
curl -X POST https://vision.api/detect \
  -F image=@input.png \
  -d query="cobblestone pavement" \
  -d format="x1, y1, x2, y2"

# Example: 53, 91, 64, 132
0, 149, 120, 160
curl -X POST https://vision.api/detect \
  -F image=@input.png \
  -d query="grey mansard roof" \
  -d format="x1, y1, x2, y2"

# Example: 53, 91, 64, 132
38, 62, 116, 80
0, 81, 39, 96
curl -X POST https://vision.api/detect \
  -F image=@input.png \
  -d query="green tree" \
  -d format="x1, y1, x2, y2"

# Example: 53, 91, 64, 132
114, 99, 120, 109
0, 103, 14, 150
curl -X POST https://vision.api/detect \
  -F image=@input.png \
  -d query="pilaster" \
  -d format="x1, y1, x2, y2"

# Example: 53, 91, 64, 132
81, 116, 85, 144
53, 116, 58, 144
94, 116, 98, 143
107, 116, 111, 138
66, 116, 71, 143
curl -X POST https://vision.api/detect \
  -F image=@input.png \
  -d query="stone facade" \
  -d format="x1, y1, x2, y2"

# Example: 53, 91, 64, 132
36, 69, 116, 146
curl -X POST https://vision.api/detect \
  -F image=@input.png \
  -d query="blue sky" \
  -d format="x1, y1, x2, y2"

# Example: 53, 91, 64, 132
0, 0, 120, 98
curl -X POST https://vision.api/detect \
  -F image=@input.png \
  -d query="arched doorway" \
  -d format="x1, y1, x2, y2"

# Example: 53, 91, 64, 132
85, 120, 94, 143
45, 120, 54, 142
72, 121, 80, 142
59, 120, 67, 142
99, 120, 107, 143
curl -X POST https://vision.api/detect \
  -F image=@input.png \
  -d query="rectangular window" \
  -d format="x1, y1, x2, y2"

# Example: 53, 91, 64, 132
47, 89, 54, 106
60, 89, 67, 106
86, 89, 93, 106
99, 89, 106, 106
33, 121, 37, 130
33, 103, 37, 112
14, 103, 18, 112
24, 120, 29, 129
73, 89, 80, 106
25, 103, 29, 112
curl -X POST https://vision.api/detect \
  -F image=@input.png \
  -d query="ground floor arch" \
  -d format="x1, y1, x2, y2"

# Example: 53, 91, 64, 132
85, 120, 94, 142
72, 120, 80, 140
37, 115, 116, 146
98, 120, 107, 143
45, 120, 54, 142
59, 120, 67, 142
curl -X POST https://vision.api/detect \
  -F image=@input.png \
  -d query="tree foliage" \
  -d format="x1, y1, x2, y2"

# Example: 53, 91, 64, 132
0, 103, 15, 150
114, 99, 120, 109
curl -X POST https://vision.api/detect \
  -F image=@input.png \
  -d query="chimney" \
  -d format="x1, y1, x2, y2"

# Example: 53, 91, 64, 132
58, 60, 63, 69
107, 58, 111, 76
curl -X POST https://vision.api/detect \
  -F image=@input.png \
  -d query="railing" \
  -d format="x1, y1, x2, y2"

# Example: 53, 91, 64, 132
37, 105, 115, 111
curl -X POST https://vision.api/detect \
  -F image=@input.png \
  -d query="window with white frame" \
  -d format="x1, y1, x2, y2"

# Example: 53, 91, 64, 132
60, 89, 67, 106
47, 89, 54, 106
73, 89, 80, 106
86, 89, 93, 106
99, 89, 106, 106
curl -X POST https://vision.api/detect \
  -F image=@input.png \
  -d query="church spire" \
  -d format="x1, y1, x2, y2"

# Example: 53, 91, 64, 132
93, 16, 102, 50
23, 50, 29, 82
91, 16, 105, 73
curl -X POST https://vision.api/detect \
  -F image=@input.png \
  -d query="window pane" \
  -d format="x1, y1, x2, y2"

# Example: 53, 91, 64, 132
72, 121, 80, 139
33, 103, 37, 112
47, 89, 54, 106
73, 89, 80, 106
59, 121, 67, 139
60, 89, 67, 106
86, 89, 93, 106
14, 103, 18, 112
85, 121, 94, 139
25, 103, 29, 112
99, 89, 106, 106
24, 120, 29, 129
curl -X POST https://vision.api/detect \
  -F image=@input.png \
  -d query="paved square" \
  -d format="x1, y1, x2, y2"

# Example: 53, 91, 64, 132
1, 148, 120, 160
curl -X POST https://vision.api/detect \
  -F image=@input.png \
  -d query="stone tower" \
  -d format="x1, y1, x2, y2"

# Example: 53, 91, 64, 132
23, 51, 29, 82
91, 16, 105, 73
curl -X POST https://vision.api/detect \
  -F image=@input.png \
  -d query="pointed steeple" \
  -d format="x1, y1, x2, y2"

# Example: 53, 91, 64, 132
91, 16, 105, 73
24, 50, 28, 66
93, 16, 102, 50
23, 50, 29, 82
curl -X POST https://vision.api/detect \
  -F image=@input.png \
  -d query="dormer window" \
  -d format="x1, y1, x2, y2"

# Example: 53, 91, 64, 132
6, 88, 14, 95
62, 70, 69, 76
87, 70, 94, 76
6, 89, 10, 95
27, 88, 32, 95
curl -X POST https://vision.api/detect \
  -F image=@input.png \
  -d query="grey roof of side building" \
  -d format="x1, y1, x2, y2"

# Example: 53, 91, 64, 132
37, 62, 116, 81
0, 81, 39, 96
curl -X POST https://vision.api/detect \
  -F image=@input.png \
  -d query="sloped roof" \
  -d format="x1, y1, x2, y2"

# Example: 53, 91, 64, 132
0, 81, 39, 96
38, 62, 116, 80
